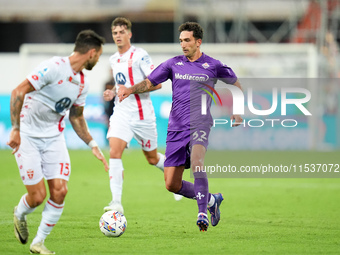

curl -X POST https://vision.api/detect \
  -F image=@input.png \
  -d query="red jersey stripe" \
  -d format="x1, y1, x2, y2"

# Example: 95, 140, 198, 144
128, 51, 144, 120
58, 115, 65, 132
77, 71, 85, 99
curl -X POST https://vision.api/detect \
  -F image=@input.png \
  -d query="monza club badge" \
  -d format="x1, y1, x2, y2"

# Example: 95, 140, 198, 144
27, 169, 34, 179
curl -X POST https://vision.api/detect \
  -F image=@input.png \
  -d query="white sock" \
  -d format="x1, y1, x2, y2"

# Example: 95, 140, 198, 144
32, 199, 64, 245
32, 236, 44, 245
155, 152, 164, 172
207, 194, 215, 208
15, 194, 36, 220
109, 158, 124, 204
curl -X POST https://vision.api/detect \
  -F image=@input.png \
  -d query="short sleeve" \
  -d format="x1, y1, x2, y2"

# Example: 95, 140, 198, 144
26, 58, 57, 90
216, 61, 238, 84
147, 59, 172, 86
139, 53, 155, 77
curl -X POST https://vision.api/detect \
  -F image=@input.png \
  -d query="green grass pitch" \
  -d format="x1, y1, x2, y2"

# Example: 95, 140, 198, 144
1, 149, 340, 254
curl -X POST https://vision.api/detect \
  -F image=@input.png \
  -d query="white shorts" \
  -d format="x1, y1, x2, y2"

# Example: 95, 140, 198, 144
107, 114, 158, 152
15, 134, 71, 185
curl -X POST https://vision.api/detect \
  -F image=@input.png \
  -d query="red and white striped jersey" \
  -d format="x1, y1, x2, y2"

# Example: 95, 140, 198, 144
21, 56, 89, 137
109, 46, 156, 121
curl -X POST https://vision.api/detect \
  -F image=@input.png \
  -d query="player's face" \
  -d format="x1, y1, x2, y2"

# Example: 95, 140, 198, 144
112, 25, 132, 48
85, 46, 103, 70
179, 31, 201, 59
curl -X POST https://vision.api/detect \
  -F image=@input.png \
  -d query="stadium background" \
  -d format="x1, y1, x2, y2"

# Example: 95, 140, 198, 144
0, 0, 339, 151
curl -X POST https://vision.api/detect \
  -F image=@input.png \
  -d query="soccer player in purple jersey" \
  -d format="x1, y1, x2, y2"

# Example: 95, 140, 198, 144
118, 22, 243, 231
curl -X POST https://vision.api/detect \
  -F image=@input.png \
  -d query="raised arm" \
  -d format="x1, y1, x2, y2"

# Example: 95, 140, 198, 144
69, 105, 109, 171
7, 79, 35, 154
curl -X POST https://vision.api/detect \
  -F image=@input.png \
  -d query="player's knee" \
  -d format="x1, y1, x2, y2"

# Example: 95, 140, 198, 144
30, 190, 47, 207
50, 185, 68, 204
165, 181, 181, 193
146, 157, 158, 166
109, 149, 123, 159
191, 158, 204, 172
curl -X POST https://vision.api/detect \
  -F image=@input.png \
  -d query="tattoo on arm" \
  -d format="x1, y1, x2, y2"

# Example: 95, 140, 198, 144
10, 79, 34, 130
149, 83, 161, 92
69, 106, 92, 144
10, 94, 23, 130
130, 80, 151, 94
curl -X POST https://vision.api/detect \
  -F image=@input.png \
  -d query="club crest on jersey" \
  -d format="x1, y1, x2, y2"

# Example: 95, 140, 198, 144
116, 72, 126, 85
202, 62, 210, 69
128, 59, 133, 68
27, 169, 34, 179
68, 76, 79, 85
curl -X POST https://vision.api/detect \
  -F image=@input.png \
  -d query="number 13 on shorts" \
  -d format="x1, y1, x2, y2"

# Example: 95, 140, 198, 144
59, 163, 70, 176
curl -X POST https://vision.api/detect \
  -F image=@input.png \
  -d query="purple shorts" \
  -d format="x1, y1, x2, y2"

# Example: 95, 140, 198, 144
164, 127, 210, 168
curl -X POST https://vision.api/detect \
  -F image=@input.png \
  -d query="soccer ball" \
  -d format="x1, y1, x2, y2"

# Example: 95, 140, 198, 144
99, 211, 127, 237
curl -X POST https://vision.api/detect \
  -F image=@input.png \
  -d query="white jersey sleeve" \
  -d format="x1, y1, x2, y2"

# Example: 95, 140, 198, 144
138, 51, 155, 77
27, 59, 58, 92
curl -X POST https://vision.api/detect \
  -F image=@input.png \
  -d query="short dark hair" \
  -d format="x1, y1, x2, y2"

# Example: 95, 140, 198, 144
111, 17, 132, 30
74, 30, 105, 54
178, 22, 204, 40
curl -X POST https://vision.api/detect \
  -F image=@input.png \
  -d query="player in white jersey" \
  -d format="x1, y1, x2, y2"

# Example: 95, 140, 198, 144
103, 17, 181, 213
7, 30, 108, 254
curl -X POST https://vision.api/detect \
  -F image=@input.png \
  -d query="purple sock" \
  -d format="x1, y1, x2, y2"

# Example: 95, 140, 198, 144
193, 171, 209, 214
177, 181, 195, 199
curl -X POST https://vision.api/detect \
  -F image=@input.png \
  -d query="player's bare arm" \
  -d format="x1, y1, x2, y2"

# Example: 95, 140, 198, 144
7, 79, 35, 154
118, 78, 153, 102
233, 79, 243, 91
231, 79, 243, 127
113, 83, 160, 102
128, 78, 153, 94
69, 105, 109, 171
69, 105, 93, 143
147, 83, 162, 92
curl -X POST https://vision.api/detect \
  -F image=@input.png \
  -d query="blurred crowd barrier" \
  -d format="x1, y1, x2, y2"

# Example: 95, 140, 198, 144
0, 43, 339, 150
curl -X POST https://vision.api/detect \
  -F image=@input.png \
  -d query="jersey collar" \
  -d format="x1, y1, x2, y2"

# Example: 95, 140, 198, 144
182, 52, 206, 62
119, 45, 135, 57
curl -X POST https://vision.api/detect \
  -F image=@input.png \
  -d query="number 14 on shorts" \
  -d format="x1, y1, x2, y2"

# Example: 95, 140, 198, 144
141, 139, 151, 149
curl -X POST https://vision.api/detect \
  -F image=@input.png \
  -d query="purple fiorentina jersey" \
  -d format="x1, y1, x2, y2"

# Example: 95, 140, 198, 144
148, 53, 237, 131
